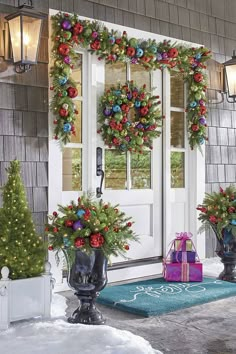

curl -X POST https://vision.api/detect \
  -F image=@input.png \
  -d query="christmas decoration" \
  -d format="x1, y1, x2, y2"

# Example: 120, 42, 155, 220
0, 160, 45, 279
45, 193, 138, 262
51, 12, 211, 150
98, 81, 163, 153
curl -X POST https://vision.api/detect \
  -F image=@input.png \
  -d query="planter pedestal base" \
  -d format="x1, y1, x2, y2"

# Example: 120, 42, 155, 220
68, 295, 105, 325
218, 254, 236, 283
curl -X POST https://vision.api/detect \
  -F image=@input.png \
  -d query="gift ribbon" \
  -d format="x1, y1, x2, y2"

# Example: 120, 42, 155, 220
181, 263, 189, 282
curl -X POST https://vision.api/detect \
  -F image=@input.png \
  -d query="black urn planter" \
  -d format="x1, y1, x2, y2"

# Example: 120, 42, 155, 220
67, 249, 108, 325
214, 227, 236, 282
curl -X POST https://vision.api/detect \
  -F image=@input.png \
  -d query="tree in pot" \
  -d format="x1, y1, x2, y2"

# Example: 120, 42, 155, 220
0, 160, 45, 279
197, 185, 236, 282
46, 194, 137, 324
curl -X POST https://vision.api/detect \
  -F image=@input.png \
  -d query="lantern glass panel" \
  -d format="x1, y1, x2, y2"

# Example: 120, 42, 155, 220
8, 16, 21, 63
22, 16, 42, 63
225, 64, 236, 98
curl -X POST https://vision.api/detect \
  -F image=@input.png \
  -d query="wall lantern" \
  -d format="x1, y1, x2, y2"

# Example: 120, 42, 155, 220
223, 51, 236, 102
5, 0, 46, 73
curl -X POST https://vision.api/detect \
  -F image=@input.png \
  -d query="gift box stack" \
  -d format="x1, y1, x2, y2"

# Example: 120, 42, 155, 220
163, 232, 203, 282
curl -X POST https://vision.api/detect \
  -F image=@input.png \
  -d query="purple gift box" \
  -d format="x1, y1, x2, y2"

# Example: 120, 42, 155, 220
171, 251, 196, 263
164, 262, 203, 282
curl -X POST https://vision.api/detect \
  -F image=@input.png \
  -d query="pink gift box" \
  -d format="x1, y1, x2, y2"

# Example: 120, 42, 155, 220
164, 262, 203, 282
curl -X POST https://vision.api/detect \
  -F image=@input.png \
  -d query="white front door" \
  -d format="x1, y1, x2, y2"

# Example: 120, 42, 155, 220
49, 47, 163, 289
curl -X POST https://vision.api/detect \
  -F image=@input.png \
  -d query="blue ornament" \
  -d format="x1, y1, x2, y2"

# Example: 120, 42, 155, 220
156, 52, 162, 61
189, 101, 197, 108
127, 92, 133, 100
76, 209, 85, 217
109, 36, 116, 45
58, 76, 68, 85
63, 123, 71, 132
136, 47, 144, 58
63, 239, 71, 247
199, 137, 205, 145
119, 144, 127, 151
231, 220, 236, 225
114, 90, 121, 96
113, 105, 121, 112
149, 45, 157, 54
135, 100, 141, 108
195, 53, 202, 60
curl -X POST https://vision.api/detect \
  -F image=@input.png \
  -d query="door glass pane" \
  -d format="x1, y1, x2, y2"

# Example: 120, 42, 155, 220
171, 152, 185, 188
72, 53, 82, 96
105, 150, 127, 190
131, 151, 151, 189
71, 101, 82, 143
105, 62, 126, 91
171, 111, 185, 148
130, 64, 151, 90
63, 148, 82, 191
171, 73, 184, 108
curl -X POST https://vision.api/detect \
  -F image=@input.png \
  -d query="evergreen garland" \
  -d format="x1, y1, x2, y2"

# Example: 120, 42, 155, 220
0, 161, 45, 279
50, 12, 211, 150
45, 194, 138, 264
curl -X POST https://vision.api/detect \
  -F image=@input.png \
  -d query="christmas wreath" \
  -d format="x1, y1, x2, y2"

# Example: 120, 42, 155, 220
50, 12, 211, 150
98, 81, 163, 153
45, 194, 138, 262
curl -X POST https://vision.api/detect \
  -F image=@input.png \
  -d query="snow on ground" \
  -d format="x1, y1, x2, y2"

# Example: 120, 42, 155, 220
0, 258, 222, 354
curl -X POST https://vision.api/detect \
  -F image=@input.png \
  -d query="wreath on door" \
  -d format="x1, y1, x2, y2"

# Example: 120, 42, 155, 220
98, 81, 163, 153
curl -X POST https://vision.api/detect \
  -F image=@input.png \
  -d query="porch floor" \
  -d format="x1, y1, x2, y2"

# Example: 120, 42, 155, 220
61, 274, 236, 354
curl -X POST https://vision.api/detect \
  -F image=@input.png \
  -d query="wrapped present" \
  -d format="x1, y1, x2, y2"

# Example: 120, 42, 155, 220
174, 239, 192, 251
164, 262, 203, 282
171, 250, 196, 263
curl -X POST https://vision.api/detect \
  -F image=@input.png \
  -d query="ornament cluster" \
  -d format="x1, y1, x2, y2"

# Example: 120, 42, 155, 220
51, 12, 211, 150
98, 81, 163, 153
46, 194, 137, 260
197, 186, 236, 238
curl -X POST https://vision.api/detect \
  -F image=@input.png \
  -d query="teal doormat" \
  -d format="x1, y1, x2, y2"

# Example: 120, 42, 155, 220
97, 277, 236, 317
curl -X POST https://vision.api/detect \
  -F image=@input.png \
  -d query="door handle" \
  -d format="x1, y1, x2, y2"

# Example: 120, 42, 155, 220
96, 147, 104, 198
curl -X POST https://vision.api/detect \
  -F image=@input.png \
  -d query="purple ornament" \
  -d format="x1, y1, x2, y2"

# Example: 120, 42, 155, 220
136, 123, 144, 129
199, 117, 206, 125
199, 99, 205, 106
131, 58, 138, 64
156, 53, 162, 61
92, 31, 98, 39
73, 220, 84, 231
61, 20, 72, 30
162, 52, 168, 60
63, 56, 71, 64
127, 92, 133, 100
103, 108, 112, 116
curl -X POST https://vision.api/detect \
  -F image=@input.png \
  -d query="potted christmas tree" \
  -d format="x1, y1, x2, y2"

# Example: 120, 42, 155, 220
0, 160, 52, 330
46, 194, 138, 324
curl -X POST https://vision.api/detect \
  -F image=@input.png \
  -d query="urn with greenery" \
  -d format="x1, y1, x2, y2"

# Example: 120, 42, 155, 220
197, 185, 236, 282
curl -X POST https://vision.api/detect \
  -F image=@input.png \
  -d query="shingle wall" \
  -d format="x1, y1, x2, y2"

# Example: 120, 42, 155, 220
1, 0, 236, 254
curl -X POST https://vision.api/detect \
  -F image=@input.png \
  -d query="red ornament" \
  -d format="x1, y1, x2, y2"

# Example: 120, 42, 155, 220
65, 220, 73, 227
127, 222, 132, 227
45, 227, 49, 232
140, 106, 149, 116
53, 227, 58, 233
209, 215, 217, 223
191, 124, 199, 132
90, 40, 101, 50
53, 211, 58, 217
200, 106, 207, 115
228, 207, 235, 213
168, 48, 178, 58
104, 226, 109, 232
67, 86, 78, 98
124, 245, 129, 251
48, 245, 54, 251
90, 233, 105, 248
74, 237, 86, 248
59, 108, 69, 117
126, 47, 136, 57
115, 38, 122, 44
68, 205, 73, 210
53, 120, 58, 124
58, 43, 70, 56
73, 22, 84, 35
121, 104, 129, 113
193, 73, 203, 83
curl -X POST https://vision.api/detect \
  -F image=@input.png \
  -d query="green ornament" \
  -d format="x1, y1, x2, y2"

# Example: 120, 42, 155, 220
195, 92, 201, 100
55, 60, 63, 68
62, 91, 68, 97
191, 85, 199, 92
83, 28, 93, 37
149, 105, 158, 113
129, 38, 138, 48
114, 112, 123, 121
64, 31, 72, 40
136, 137, 143, 145
62, 66, 71, 76
117, 99, 122, 105
141, 101, 147, 107
120, 129, 127, 137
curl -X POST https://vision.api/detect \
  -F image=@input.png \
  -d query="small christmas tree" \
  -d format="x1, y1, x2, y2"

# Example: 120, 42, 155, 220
0, 160, 45, 279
